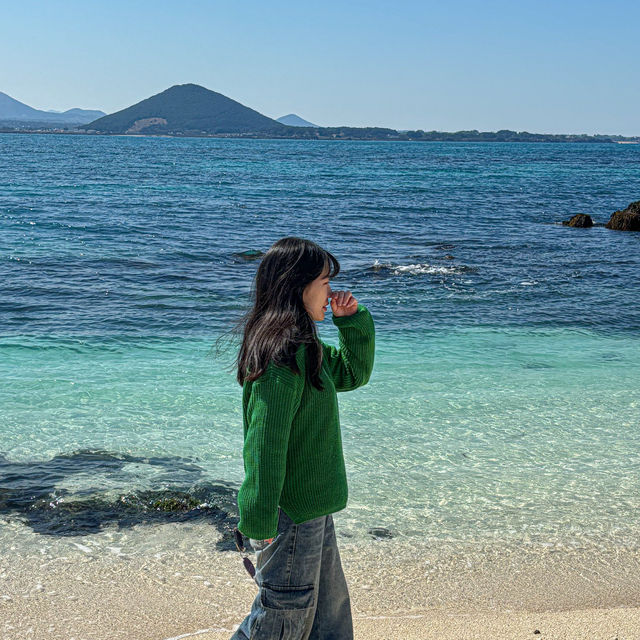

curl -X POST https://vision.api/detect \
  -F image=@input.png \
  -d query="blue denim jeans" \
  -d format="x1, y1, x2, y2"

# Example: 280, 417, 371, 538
231, 506, 354, 639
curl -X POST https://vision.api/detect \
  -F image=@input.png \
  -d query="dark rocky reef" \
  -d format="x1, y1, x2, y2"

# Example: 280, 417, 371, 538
605, 200, 640, 231
0, 448, 241, 550
232, 249, 264, 261
562, 214, 593, 227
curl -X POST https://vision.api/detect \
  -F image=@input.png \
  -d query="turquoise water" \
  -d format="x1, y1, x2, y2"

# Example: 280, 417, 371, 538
1, 134, 639, 556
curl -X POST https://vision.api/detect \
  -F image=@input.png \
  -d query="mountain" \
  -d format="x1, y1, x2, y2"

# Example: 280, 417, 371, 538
61, 107, 105, 120
0, 92, 105, 125
44, 107, 105, 119
82, 84, 290, 135
276, 113, 319, 127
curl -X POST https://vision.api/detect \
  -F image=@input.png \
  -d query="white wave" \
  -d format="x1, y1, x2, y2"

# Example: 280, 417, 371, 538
371, 259, 466, 275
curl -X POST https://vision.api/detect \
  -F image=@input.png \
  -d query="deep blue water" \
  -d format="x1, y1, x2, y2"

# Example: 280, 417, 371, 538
2, 134, 640, 339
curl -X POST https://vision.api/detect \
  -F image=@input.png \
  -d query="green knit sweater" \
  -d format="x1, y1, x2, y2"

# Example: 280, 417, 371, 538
237, 303, 375, 540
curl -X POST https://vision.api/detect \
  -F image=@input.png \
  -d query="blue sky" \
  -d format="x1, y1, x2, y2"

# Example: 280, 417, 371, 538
1, 0, 638, 135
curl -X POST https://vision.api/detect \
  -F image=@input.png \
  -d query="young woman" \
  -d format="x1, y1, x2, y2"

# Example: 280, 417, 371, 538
230, 237, 375, 639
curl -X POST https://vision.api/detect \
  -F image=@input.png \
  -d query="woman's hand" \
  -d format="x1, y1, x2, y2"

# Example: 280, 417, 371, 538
330, 290, 358, 317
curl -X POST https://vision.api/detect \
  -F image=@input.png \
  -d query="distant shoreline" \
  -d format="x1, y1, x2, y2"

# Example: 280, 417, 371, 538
1, 129, 639, 143
4, 84, 639, 143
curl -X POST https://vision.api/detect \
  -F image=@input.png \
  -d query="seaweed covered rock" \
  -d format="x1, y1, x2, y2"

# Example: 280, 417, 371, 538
562, 214, 593, 227
605, 201, 640, 231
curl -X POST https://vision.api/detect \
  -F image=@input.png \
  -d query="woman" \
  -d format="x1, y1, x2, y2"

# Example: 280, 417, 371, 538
230, 237, 376, 639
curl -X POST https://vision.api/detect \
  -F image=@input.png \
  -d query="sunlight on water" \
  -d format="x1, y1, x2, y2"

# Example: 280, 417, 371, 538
1, 326, 638, 555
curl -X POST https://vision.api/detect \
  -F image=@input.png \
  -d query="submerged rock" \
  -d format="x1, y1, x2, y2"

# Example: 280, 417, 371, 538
605, 200, 640, 231
0, 448, 240, 536
562, 214, 593, 227
232, 249, 264, 261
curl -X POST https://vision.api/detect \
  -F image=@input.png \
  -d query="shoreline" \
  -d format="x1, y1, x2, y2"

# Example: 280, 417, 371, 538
2, 519, 640, 639
1, 129, 639, 143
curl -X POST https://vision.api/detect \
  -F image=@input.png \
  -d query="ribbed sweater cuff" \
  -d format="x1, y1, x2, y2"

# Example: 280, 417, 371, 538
332, 303, 371, 331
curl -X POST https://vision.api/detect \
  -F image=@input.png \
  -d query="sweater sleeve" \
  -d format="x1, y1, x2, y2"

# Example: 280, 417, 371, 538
320, 302, 375, 392
237, 359, 304, 540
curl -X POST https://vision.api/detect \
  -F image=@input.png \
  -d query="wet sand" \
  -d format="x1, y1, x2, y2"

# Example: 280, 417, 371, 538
2, 520, 640, 639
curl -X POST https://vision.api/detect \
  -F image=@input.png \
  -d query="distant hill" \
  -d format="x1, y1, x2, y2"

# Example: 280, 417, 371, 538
82, 84, 290, 135
277, 113, 319, 127
62, 107, 106, 120
0, 92, 105, 126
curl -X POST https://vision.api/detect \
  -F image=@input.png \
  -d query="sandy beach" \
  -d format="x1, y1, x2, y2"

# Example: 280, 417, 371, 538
2, 519, 640, 640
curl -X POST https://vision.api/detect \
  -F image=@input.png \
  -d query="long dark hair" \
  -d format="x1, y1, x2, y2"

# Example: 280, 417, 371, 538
221, 237, 340, 391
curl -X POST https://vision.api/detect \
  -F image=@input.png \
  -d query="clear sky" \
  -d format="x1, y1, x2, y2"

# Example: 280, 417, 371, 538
1, 0, 638, 135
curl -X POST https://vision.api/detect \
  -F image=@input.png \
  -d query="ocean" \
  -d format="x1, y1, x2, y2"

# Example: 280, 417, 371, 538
1, 133, 639, 613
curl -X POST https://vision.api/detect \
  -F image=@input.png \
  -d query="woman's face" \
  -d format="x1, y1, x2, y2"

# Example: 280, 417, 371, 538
303, 265, 332, 321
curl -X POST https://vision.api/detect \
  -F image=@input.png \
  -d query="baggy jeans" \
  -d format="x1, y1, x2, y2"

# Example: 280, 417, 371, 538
230, 506, 354, 639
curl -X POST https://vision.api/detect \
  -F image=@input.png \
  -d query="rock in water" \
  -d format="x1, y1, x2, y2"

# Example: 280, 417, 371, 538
232, 249, 264, 261
605, 200, 640, 231
562, 214, 593, 227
